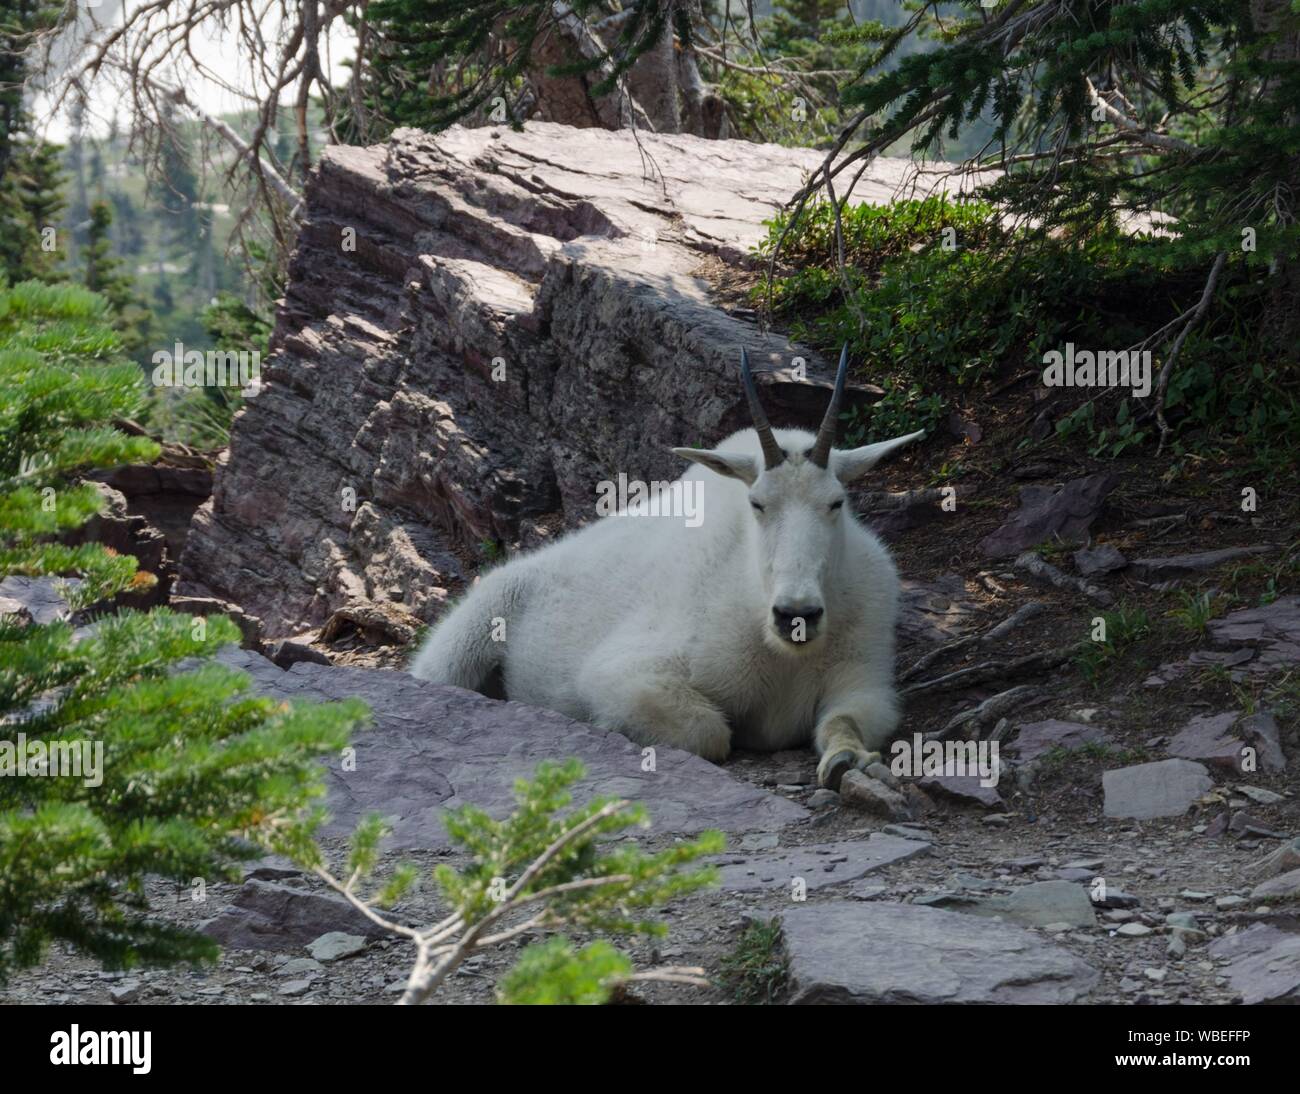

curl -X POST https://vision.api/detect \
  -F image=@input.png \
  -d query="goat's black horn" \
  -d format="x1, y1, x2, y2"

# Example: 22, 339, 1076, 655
809, 344, 848, 468
740, 347, 785, 471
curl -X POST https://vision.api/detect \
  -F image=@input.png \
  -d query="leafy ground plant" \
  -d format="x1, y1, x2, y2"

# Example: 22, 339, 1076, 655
294, 758, 723, 1005
1167, 588, 1229, 637
718, 916, 788, 1004
1075, 602, 1154, 684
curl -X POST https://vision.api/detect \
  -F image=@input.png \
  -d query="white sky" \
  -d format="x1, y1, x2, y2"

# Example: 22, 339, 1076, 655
33, 2, 356, 142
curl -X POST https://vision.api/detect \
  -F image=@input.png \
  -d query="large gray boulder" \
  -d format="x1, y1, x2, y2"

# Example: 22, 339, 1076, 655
218, 648, 805, 849
177, 123, 970, 636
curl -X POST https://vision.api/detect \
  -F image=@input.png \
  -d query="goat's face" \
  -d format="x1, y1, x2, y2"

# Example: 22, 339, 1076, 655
672, 347, 924, 653
747, 454, 843, 648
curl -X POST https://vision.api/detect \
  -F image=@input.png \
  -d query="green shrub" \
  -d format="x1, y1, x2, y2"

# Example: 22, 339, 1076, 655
756, 196, 1299, 465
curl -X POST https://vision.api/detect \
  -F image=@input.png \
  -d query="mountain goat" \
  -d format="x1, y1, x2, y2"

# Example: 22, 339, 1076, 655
411, 348, 923, 789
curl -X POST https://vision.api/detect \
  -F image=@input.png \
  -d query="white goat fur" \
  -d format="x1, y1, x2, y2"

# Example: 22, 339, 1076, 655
410, 424, 922, 788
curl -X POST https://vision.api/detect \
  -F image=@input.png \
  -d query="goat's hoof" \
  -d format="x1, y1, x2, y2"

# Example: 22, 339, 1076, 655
815, 749, 853, 791
817, 748, 881, 791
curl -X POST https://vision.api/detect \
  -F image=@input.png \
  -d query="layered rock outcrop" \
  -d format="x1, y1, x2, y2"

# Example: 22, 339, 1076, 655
179, 122, 954, 636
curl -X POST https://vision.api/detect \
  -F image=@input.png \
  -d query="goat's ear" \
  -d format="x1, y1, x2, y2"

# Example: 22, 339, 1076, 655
671, 447, 759, 486
831, 429, 925, 483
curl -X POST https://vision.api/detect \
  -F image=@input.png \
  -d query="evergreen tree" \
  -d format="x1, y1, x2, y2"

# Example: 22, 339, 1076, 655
351, 0, 711, 136
0, 0, 67, 284
0, 137, 65, 282
830, 2, 1300, 351
759, 1, 1300, 457
81, 200, 153, 355
151, 109, 201, 272
0, 280, 368, 982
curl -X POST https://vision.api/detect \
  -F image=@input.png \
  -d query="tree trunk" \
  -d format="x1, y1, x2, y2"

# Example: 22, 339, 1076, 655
521, 2, 725, 138
625, 3, 681, 133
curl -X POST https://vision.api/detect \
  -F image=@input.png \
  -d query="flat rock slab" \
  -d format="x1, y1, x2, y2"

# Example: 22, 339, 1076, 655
917, 773, 1004, 809
978, 473, 1118, 558
1130, 546, 1273, 581
1167, 710, 1285, 774
782, 902, 1099, 1004
1208, 596, 1300, 671
1167, 711, 1247, 772
1252, 868, 1300, 901
218, 648, 805, 849
1103, 758, 1213, 820
200, 879, 389, 950
962, 880, 1097, 929
715, 835, 930, 893
1008, 719, 1110, 763
1207, 924, 1300, 1005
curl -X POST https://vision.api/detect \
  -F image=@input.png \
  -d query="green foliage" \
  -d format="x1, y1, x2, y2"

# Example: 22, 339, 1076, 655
760, 196, 1149, 437
759, 188, 1299, 462
0, 281, 367, 982
432, 758, 721, 934
81, 200, 153, 355
331, 758, 722, 1003
1076, 602, 1154, 682
758, 197, 1027, 419
497, 937, 634, 1005
1166, 588, 1228, 636
1053, 396, 1149, 459
748, 2, 1300, 464
0, 0, 67, 285
712, 0, 859, 146
719, 917, 788, 1004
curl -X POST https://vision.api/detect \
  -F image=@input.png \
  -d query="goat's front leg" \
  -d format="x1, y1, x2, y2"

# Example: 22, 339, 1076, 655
813, 690, 899, 790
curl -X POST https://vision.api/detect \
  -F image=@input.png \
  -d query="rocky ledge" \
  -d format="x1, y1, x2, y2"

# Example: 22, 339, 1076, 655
178, 122, 968, 636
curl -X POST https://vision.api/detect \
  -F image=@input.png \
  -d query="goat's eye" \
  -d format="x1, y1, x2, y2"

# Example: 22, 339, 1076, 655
750, 500, 765, 512
830, 499, 844, 512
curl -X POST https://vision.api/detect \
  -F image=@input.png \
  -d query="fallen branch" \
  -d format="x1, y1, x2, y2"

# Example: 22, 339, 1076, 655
1014, 551, 1114, 607
902, 644, 1083, 697
1154, 252, 1228, 453
860, 487, 949, 512
923, 684, 1046, 742
900, 601, 1046, 682
985, 600, 1048, 642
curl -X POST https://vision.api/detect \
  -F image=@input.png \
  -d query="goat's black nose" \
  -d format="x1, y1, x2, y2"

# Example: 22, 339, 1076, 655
773, 604, 824, 632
